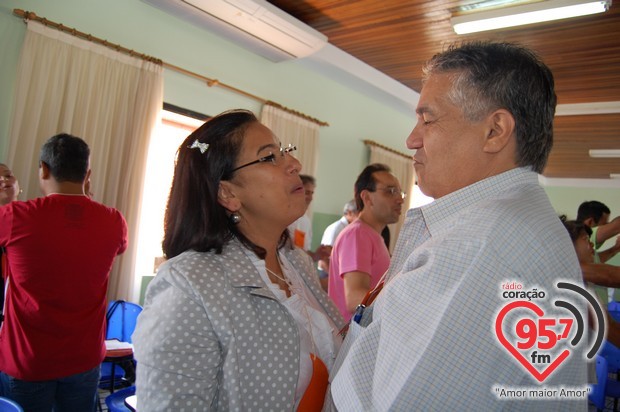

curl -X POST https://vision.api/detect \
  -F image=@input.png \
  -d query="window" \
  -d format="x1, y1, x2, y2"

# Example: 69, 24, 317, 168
409, 183, 434, 209
133, 109, 203, 288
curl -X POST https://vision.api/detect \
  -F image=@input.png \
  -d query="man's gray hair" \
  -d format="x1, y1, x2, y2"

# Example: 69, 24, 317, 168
422, 41, 556, 174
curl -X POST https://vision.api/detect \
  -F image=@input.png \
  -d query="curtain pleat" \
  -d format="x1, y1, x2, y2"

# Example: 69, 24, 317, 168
260, 104, 320, 178
7, 21, 163, 301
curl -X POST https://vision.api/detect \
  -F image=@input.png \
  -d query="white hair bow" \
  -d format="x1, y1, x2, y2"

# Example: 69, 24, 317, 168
189, 140, 209, 154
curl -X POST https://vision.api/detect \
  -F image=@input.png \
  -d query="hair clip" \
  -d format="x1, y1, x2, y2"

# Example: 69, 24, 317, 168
189, 139, 209, 154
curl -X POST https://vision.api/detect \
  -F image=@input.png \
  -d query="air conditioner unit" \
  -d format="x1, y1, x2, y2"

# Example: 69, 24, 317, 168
142, 0, 328, 62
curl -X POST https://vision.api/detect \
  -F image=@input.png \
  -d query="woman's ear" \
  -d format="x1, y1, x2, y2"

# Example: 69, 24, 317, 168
217, 181, 241, 212
483, 109, 515, 154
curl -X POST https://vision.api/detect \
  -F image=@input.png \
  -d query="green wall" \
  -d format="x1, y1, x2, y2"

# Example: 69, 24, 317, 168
1, 0, 617, 284
0, 0, 414, 218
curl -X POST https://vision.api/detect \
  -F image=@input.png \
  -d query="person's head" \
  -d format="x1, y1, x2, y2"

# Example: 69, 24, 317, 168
576, 200, 610, 227
354, 163, 404, 225
407, 41, 556, 199
343, 199, 358, 223
300, 174, 316, 207
560, 215, 594, 264
163, 109, 304, 259
0, 163, 20, 205
39, 133, 90, 184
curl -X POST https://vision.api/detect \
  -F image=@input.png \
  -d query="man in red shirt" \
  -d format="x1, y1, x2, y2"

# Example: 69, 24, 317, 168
0, 133, 128, 411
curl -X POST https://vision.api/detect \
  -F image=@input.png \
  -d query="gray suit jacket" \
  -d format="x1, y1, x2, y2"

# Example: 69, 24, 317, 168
133, 239, 344, 411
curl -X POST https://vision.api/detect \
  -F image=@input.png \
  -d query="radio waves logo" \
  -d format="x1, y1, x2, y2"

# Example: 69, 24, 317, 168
495, 281, 604, 383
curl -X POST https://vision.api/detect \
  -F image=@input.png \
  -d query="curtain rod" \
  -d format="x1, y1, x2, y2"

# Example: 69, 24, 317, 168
13, 9, 329, 127
363, 139, 410, 160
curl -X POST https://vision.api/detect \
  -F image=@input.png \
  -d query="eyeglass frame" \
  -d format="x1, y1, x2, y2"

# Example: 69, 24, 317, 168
369, 186, 406, 199
231, 143, 297, 172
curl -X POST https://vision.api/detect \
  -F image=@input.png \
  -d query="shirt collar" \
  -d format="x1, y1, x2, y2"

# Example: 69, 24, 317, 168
414, 167, 538, 237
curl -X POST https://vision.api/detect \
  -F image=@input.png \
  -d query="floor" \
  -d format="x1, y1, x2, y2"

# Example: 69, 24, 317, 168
97, 389, 110, 412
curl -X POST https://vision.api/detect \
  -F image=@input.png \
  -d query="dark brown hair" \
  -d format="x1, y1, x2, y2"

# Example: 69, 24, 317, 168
162, 109, 289, 259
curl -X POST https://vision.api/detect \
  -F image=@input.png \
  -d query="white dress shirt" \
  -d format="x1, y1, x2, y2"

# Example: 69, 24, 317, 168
331, 168, 588, 411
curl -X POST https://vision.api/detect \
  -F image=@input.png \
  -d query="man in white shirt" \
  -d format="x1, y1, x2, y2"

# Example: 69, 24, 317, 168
331, 41, 587, 411
288, 174, 316, 251
288, 175, 330, 265
321, 200, 358, 247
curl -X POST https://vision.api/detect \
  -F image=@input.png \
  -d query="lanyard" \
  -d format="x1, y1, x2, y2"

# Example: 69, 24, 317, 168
339, 278, 385, 337
352, 280, 384, 324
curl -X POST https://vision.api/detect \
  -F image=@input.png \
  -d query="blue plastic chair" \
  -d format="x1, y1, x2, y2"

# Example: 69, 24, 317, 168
601, 340, 620, 375
105, 385, 136, 412
0, 397, 23, 412
106, 300, 143, 343
99, 301, 143, 393
590, 356, 608, 411
599, 341, 620, 411
609, 301, 620, 323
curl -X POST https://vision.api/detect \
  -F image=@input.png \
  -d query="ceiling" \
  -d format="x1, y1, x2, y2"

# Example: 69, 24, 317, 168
267, 0, 620, 181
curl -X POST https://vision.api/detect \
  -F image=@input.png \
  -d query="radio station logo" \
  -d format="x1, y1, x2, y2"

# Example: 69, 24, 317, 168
495, 281, 603, 383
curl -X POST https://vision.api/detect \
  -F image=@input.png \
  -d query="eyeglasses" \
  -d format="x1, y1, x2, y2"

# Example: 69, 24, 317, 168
232, 144, 297, 172
374, 186, 406, 199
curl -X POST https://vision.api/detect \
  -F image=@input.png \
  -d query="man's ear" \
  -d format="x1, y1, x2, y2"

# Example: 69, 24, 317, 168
583, 217, 596, 228
482, 109, 515, 154
360, 189, 372, 208
39, 161, 51, 180
217, 181, 241, 212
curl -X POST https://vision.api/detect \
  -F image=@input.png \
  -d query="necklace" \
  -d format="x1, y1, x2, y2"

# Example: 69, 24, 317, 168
265, 266, 294, 294
267, 262, 322, 364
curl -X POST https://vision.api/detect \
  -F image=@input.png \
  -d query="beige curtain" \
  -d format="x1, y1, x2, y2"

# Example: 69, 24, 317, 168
260, 104, 320, 178
7, 21, 163, 302
368, 144, 415, 252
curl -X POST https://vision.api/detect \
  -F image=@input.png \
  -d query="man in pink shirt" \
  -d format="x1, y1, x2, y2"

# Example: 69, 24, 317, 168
328, 164, 404, 320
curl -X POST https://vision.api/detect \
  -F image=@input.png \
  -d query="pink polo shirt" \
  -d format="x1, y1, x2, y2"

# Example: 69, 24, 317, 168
327, 219, 390, 320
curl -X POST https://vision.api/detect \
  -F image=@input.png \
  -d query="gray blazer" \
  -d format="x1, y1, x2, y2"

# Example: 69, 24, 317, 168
133, 239, 344, 411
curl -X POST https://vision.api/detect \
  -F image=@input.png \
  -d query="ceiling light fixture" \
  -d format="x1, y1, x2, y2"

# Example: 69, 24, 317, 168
451, 0, 611, 35
589, 149, 620, 158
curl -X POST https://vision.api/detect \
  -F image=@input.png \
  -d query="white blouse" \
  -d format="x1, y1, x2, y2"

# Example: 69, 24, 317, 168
251, 251, 341, 408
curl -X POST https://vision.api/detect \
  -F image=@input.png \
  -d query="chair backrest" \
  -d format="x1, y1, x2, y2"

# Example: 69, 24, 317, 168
601, 340, 620, 374
0, 397, 24, 412
589, 355, 608, 410
608, 302, 620, 323
106, 300, 143, 343
105, 385, 136, 412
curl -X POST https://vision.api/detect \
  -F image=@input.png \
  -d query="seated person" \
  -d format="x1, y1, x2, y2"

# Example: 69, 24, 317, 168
561, 216, 620, 347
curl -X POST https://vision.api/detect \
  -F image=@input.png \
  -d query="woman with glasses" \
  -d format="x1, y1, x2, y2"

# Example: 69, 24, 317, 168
133, 109, 344, 411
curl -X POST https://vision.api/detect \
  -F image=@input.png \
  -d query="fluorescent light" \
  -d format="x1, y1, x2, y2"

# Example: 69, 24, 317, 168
589, 149, 620, 158
451, 0, 611, 35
